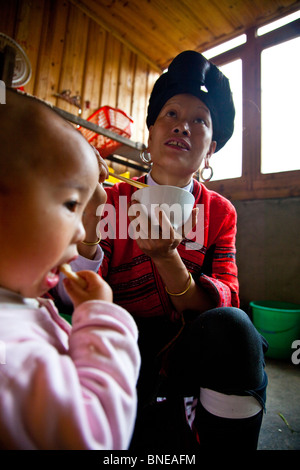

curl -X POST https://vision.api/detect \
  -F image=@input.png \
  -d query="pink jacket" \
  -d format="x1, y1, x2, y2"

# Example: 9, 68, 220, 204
0, 288, 140, 450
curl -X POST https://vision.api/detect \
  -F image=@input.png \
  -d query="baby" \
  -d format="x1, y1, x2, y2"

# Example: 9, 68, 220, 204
0, 89, 140, 449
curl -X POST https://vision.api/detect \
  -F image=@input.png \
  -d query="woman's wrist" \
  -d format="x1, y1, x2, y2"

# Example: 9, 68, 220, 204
152, 249, 215, 313
150, 247, 179, 267
81, 236, 101, 246
78, 224, 101, 259
78, 241, 98, 260
165, 271, 192, 296
152, 249, 191, 294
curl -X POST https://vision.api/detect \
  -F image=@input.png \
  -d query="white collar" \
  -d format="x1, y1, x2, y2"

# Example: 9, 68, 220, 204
147, 171, 194, 193
0, 287, 40, 309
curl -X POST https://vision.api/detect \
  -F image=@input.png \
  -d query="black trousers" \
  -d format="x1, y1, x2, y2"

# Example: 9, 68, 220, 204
130, 307, 268, 452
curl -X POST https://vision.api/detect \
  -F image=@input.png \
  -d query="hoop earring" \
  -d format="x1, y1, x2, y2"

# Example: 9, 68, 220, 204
200, 165, 213, 182
140, 149, 152, 164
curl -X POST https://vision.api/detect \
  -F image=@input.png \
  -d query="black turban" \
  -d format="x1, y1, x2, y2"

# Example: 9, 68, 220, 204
146, 50, 235, 152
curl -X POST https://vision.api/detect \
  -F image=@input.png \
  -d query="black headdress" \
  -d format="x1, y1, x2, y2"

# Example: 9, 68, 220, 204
146, 50, 235, 152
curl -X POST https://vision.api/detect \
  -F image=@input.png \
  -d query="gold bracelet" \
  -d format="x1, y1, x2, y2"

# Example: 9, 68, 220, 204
81, 236, 101, 246
165, 272, 192, 297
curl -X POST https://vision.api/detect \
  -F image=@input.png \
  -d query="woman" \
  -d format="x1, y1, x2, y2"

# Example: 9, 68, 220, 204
96, 51, 268, 451
65, 51, 268, 451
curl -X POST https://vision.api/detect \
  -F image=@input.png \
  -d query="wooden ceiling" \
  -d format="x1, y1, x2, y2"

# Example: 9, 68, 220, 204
69, 0, 300, 70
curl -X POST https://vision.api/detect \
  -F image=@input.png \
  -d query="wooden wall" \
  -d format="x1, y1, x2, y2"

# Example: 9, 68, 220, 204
0, 0, 160, 147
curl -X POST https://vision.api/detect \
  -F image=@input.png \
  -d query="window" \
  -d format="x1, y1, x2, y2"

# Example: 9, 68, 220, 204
261, 37, 300, 174
203, 35, 246, 60
257, 10, 300, 36
210, 59, 243, 181
202, 10, 300, 200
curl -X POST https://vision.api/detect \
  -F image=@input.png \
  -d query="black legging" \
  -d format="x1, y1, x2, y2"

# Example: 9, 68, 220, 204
130, 307, 268, 451
164, 307, 268, 398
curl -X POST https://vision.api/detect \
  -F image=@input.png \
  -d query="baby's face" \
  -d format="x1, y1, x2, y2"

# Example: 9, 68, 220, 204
0, 132, 99, 298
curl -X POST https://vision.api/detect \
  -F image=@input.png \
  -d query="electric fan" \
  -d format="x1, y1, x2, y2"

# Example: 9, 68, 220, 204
0, 32, 31, 87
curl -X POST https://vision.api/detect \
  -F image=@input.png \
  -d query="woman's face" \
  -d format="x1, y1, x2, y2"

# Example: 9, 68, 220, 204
148, 94, 216, 185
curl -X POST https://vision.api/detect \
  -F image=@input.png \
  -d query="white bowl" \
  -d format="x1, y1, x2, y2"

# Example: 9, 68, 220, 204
131, 185, 195, 231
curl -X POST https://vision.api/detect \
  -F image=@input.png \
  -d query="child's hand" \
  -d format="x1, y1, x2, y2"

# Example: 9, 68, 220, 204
63, 270, 113, 308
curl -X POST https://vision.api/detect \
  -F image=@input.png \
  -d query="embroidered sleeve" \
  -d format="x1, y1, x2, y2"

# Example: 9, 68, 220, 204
198, 206, 239, 308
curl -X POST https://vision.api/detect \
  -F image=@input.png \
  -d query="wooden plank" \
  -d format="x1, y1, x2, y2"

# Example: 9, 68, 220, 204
207, 170, 300, 200
81, 19, 106, 119
0, 0, 19, 38
56, 3, 89, 114
131, 55, 148, 143
33, 0, 69, 103
13, 0, 45, 95
116, 46, 135, 118
142, 67, 160, 146
148, 0, 231, 54
101, 0, 189, 64
68, 0, 162, 72
69, 0, 299, 69
100, 34, 122, 108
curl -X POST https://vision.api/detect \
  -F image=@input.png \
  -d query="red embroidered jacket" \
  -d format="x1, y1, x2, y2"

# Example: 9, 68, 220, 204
100, 177, 239, 320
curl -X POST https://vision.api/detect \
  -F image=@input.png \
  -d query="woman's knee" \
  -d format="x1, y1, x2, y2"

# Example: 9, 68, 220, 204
193, 307, 266, 389
168, 307, 267, 393
193, 307, 263, 353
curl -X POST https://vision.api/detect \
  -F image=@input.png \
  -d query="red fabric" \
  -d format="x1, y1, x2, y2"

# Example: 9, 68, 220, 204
100, 177, 239, 319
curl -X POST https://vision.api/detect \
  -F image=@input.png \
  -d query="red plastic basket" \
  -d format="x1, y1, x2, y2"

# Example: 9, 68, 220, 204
79, 106, 133, 158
